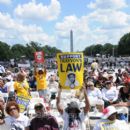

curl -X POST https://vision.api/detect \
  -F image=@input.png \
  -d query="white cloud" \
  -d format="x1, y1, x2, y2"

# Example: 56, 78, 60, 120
87, 9, 130, 28
14, 0, 61, 21
0, 0, 11, 5
88, 0, 127, 10
0, 12, 56, 46
55, 15, 89, 38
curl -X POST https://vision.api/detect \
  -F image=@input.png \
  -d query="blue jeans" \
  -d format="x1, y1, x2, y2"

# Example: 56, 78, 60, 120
38, 89, 47, 98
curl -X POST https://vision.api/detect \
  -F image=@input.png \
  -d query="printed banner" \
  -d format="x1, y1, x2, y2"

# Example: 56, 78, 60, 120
34, 51, 44, 63
57, 52, 84, 90
100, 121, 130, 130
16, 96, 30, 113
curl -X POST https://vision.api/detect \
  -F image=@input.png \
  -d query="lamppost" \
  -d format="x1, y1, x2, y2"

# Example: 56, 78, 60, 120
112, 47, 114, 57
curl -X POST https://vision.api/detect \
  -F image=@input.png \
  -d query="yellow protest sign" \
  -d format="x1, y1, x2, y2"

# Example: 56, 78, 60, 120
57, 52, 84, 90
100, 121, 129, 130
16, 96, 30, 113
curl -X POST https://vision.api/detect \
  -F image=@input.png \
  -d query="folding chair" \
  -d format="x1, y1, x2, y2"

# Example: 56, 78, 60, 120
116, 106, 129, 123
30, 91, 39, 98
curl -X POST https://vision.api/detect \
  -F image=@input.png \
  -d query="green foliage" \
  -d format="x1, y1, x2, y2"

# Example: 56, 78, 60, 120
118, 33, 130, 56
84, 43, 115, 56
0, 41, 62, 60
0, 41, 11, 60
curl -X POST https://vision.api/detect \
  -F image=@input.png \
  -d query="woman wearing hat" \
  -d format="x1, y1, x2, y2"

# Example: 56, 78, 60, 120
93, 106, 129, 130
56, 84, 90, 130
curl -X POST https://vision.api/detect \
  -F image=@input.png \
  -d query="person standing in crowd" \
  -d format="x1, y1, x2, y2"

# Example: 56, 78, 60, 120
4, 101, 29, 130
48, 74, 58, 100
14, 72, 31, 98
93, 106, 129, 130
34, 63, 47, 98
27, 103, 59, 130
91, 59, 99, 71
56, 85, 90, 130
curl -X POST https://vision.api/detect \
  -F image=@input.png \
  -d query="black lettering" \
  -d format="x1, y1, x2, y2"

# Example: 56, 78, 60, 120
60, 64, 65, 72
66, 63, 73, 72
73, 63, 82, 71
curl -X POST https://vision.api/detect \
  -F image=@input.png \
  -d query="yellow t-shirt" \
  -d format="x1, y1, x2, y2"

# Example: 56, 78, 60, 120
35, 72, 47, 90
14, 80, 31, 98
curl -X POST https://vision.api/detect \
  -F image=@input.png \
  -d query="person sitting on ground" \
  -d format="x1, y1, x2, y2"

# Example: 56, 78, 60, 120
56, 84, 90, 130
102, 81, 118, 108
0, 97, 5, 125
118, 82, 130, 102
93, 106, 129, 130
86, 81, 104, 112
4, 101, 30, 130
27, 103, 59, 130
0, 78, 7, 93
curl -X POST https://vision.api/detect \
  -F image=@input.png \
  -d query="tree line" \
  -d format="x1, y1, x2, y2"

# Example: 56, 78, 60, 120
0, 41, 61, 61
0, 32, 130, 60
83, 32, 130, 57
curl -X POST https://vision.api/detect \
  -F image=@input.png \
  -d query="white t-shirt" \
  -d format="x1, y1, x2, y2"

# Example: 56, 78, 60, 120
62, 111, 86, 130
5, 113, 29, 130
101, 87, 118, 102
0, 65, 5, 73
87, 88, 102, 100
48, 81, 58, 92
4, 81, 14, 92
93, 119, 129, 130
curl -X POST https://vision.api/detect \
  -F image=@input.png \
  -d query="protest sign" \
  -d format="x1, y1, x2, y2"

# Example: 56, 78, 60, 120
34, 51, 44, 63
100, 120, 130, 130
16, 96, 30, 113
57, 52, 84, 90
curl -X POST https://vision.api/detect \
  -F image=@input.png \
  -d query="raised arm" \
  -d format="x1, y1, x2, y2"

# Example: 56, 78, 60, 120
82, 84, 90, 114
56, 85, 63, 114
34, 62, 37, 76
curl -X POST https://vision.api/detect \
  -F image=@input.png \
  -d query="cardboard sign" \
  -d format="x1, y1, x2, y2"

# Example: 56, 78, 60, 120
34, 51, 44, 63
16, 96, 30, 113
57, 52, 84, 90
100, 120, 130, 130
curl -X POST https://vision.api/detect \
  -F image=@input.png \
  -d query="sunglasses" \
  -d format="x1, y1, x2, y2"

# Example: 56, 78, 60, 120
9, 107, 17, 112
35, 106, 43, 111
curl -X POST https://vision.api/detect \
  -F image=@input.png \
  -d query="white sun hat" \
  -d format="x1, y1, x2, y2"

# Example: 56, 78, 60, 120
102, 106, 117, 119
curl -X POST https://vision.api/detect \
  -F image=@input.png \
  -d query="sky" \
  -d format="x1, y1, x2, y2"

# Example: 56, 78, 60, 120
0, 0, 130, 52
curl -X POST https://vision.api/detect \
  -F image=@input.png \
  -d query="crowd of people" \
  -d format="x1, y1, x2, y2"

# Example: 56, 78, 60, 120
0, 59, 130, 130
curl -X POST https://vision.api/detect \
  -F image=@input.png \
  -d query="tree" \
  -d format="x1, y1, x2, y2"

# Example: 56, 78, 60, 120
11, 44, 26, 59
118, 33, 130, 55
0, 41, 11, 60
102, 43, 113, 56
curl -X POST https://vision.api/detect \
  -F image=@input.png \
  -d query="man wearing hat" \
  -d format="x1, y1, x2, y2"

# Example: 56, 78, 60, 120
28, 103, 59, 130
56, 85, 90, 130
93, 106, 129, 130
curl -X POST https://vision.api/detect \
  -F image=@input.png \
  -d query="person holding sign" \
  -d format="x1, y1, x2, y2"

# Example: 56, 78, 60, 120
93, 106, 129, 130
34, 63, 47, 98
57, 53, 84, 90
56, 84, 90, 130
